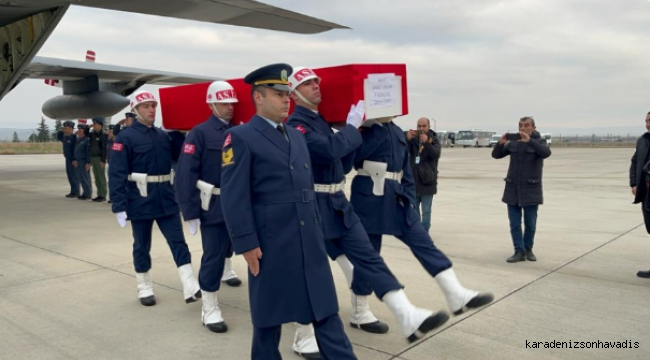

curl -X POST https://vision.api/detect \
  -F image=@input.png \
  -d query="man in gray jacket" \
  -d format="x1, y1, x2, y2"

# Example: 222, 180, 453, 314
492, 116, 551, 263
629, 111, 650, 278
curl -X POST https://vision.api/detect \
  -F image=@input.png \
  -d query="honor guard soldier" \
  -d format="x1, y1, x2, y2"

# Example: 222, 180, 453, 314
220, 63, 358, 360
349, 116, 494, 317
57, 121, 79, 198
285, 67, 449, 356
73, 124, 92, 200
175, 80, 243, 334
89, 117, 108, 202
109, 89, 202, 307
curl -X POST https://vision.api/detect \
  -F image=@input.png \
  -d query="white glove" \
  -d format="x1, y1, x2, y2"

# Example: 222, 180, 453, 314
188, 219, 200, 235
346, 100, 365, 128
116, 212, 127, 228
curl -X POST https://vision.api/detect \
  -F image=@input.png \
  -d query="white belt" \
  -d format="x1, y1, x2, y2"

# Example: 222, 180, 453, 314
128, 173, 171, 197
314, 180, 345, 194
355, 160, 402, 196
128, 174, 171, 183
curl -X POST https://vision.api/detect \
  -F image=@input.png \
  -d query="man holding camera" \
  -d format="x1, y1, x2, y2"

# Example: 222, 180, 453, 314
492, 116, 551, 263
406, 117, 440, 232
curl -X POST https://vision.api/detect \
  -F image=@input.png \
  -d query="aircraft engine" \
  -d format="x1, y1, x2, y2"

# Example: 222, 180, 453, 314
42, 91, 130, 119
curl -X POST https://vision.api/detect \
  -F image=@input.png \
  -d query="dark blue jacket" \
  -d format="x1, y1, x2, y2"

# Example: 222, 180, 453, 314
285, 105, 362, 240
175, 115, 232, 225
349, 121, 419, 236
57, 131, 76, 160
108, 121, 181, 220
73, 136, 90, 163
220, 115, 337, 328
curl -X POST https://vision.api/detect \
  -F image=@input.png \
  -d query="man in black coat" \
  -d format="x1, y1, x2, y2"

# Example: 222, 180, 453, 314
629, 111, 650, 278
492, 117, 551, 263
407, 117, 440, 232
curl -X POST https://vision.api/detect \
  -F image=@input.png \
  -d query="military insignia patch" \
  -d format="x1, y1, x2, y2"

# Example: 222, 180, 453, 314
296, 125, 306, 134
222, 148, 234, 166
183, 144, 195, 154
223, 133, 232, 148
281, 69, 288, 82
112, 143, 124, 151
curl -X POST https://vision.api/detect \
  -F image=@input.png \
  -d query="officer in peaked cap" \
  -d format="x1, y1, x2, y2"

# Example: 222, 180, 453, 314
219, 63, 358, 360
57, 120, 79, 198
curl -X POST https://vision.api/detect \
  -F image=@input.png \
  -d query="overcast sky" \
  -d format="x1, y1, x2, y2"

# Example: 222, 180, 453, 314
1, 0, 649, 132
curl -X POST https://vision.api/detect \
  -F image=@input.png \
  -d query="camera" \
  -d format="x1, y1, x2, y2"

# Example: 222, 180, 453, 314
506, 133, 521, 141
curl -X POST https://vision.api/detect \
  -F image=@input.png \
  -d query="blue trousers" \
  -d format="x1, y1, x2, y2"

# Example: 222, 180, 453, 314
367, 205, 452, 278
65, 158, 79, 195
325, 222, 402, 298
507, 204, 538, 251
252, 313, 356, 360
74, 160, 92, 197
131, 213, 192, 273
415, 194, 434, 232
199, 222, 233, 291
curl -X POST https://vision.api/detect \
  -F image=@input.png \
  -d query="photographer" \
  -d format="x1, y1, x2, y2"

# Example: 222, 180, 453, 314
407, 117, 440, 232
492, 116, 551, 263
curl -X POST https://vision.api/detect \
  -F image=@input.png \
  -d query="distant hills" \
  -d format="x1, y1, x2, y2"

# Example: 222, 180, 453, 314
0, 128, 40, 142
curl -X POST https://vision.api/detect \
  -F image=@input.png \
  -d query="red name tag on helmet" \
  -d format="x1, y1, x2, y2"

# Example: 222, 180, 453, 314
112, 143, 124, 151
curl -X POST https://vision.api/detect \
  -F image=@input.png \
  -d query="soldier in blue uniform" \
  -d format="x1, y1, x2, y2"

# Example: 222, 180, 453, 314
175, 80, 243, 334
220, 63, 357, 360
285, 67, 449, 356
73, 124, 92, 200
109, 89, 201, 307
349, 115, 494, 317
57, 121, 79, 198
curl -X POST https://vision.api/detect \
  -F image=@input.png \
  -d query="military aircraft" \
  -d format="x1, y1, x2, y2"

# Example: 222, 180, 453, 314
0, 0, 348, 120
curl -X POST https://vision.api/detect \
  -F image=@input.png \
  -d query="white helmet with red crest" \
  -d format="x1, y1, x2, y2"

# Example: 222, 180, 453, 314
206, 81, 238, 103
130, 90, 158, 120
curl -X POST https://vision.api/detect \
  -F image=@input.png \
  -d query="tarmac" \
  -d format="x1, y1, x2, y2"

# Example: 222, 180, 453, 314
0, 146, 648, 360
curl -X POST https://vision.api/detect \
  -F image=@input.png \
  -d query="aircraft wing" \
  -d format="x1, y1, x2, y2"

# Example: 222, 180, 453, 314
75, 0, 349, 34
22, 56, 221, 87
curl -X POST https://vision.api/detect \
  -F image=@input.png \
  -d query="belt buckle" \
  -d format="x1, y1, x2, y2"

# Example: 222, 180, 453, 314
301, 189, 311, 202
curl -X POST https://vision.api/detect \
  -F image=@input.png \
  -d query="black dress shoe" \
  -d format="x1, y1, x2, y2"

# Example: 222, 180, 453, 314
140, 295, 156, 306
93, 197, 106, 202
65, 193, 77, 198
637, 270, 650, 278
205, 321, 228, 333
350, 320, 389, 334
507, 250, 526, 263
525, 249, 536, 261
407, 311, 449, 343
453, 293, 494, 316
222, 278, 242, 287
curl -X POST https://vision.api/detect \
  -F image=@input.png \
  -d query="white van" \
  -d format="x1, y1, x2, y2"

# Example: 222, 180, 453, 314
489, 134, 501, 147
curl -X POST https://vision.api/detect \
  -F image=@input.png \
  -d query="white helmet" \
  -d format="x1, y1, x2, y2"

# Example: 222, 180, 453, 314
130, 90, 158, 120
288, 67, 320, 93
206, 81, 238, 103
130, 90, 158, 109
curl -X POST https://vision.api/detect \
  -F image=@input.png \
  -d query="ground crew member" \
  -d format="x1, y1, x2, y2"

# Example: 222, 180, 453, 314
109, 89, 201, 307
73, 125, 92, 200
285, 66, 449, 357
89, 117, 107, 202
175, 80, 243, 334
220, 63, 357, 359
57, 121, 79, 198
349, 116, 494, 317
